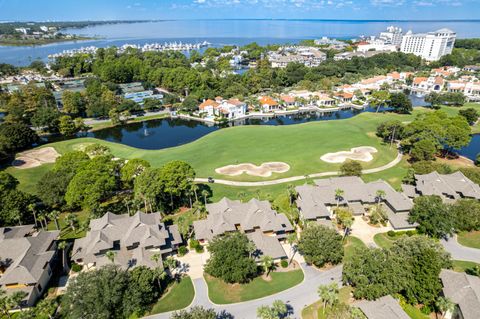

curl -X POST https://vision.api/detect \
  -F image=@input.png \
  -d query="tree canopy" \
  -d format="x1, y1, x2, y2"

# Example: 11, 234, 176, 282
298, 224, 344, 267
204, 232, 258, 284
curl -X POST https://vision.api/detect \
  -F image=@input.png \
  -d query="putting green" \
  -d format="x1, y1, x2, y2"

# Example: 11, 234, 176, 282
25, 112, 414, 183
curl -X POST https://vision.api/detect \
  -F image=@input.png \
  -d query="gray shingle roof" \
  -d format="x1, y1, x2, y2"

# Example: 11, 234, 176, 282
415, 171, 480, 200
296, 177, 413, 226
295, 185, 331, 220
440, 269, 480, 319
247, 230, 287, 260
0, 229, 59, 285
72, 211, 181, 270
193, 198, 293, 241
356, 295, 410, 319
0, 225, 34, 240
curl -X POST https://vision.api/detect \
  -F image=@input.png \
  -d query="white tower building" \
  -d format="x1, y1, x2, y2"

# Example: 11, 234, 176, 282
400, 28, 456, 61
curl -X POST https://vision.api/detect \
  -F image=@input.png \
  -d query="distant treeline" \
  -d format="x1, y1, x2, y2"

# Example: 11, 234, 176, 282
455, 38, 480, 50
0, 20, 154, 35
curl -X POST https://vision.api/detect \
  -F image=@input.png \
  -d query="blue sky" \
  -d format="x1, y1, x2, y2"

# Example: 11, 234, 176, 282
0, 0, 479, 21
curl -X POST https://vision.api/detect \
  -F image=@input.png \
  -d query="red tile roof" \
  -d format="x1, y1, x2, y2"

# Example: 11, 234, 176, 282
199, 99, 220, 110
259, 96, 278, 106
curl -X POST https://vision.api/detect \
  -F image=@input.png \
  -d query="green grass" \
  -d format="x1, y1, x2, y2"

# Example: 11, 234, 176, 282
361, 157, 411, 190
452, 260, 480, 273
343, 236, 367, 261
205, 270, 304, 304
457, 231, 480, 249
373, 231, 418, 249
401, 303, 430, 319
302, 287, 352, 319
11, 112, 410, 184
46, 210, 90, 240
150, 276, 195, 314
5, 163, 53, 195
6, 105, 479, 201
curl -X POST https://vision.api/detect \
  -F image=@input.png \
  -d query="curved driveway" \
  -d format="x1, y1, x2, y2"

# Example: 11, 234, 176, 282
441, 235, 480, 263
195, 150, 403, 187
147, 264, 343, 319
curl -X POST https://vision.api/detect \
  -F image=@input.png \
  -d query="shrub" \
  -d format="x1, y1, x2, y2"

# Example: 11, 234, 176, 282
71, 263, 83, 272
280, 260, 288, 268
189, 239, 200, 249
421, 305, 432, 315
195, 245, 204, 253
178, 246, 188, 256
406, 230, 416, 237
387, 230, 396, 237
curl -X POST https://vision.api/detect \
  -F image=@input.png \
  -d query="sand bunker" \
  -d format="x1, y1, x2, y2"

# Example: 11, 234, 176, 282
216, 162, 290, 177
12, 147, 60, 169
320, 146, 378, 163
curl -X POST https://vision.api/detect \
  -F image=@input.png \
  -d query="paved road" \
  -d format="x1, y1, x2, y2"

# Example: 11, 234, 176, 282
147, 264, 343, 319
441, 235, 480, 263
195, 150, 403, 187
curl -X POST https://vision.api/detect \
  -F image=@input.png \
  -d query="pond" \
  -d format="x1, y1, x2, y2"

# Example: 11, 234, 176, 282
80, 104, 479, 161
83, 106, 385, 150
457, 134, 480, 162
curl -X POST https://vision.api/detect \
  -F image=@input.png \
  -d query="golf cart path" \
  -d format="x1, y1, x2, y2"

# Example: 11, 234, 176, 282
195, 150, 403, 186
147, 264, 342, 319
441, 235, 480, 263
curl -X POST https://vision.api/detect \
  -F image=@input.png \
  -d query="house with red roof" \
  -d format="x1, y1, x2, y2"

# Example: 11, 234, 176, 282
259, 96, 282, 112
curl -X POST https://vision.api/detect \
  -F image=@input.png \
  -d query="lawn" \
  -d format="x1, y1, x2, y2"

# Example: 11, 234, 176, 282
401, 303, 430, 319
301, 287, 352, 319
46, 210, 90, 240
5, 163, 53, 195
373, 230, 418, 249
452, 260, 480, 273
343, 236, 367, 262
457, 231, 480, 249
149, 276, 195, 314
204, 270, 304, 304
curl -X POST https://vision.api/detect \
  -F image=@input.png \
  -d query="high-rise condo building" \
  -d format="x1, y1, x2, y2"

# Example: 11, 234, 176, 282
400, 28, 456, 61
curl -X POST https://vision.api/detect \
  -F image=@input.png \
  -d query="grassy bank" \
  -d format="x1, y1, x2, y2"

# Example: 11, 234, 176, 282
457, 231, 480, 249
205, 270, 304, 304
150, 276, 195, 314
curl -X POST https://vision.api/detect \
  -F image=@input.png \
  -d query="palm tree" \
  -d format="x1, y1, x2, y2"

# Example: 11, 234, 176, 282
201, 190, 209, 206
237, 191, 247, 202
164, 257, 177, 272
0, 289, 11, 318
317, 283, 339, 314
48, 210, 60, 231
375, 190, 386, 207
261, 255, 274, 278
37, 211, 47, 230
247, 241, 256, 259
27, 203, 38, 228
35, 298, 58, 319
105, 251, 116, 264
192, 184, 199, 203
256, 300, 287, 319
123, 198, 131, 215
150, 253, 164, 286
335, 189, 344, 207
342, 217, 354, 240
65, 213, 78, 233
287, 184, 297, 207
287, 232, 298, 265
57, 241, 69, 273
435, 297, 454, 319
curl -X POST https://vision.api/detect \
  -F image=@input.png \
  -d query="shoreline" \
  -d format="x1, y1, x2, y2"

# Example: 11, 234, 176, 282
0, 36, 96, 47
